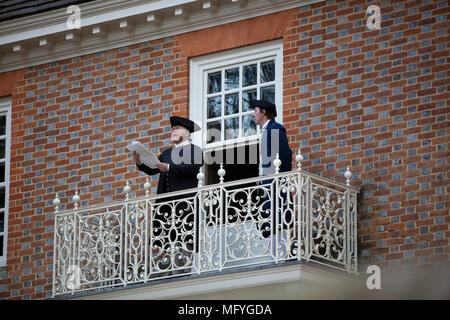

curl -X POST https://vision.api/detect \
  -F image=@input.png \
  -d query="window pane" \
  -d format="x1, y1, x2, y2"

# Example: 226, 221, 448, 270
0, 116, 5, 136
207, 96, 222, 119
225, 93, 239, 116
0, 163, 4, 183
243, 64, 257, 87
208, 71, 222, 94
225, 67, 239, 90
243, 115, 257, 136
207, 121, 221, 143
242, 89, 257, 112
0, 211, 3, 233
0, 188, 4, 209
261, 85, 275, 104
0, 140, 4, 159
225, 117, 239, 140
0, 235, 3, 256
260, 60, 275, 83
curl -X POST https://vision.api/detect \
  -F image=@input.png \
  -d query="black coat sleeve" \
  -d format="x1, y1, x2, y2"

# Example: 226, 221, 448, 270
136, 153, 164, 175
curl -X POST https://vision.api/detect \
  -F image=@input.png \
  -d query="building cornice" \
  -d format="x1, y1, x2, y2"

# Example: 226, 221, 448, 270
0, 0, 324, 73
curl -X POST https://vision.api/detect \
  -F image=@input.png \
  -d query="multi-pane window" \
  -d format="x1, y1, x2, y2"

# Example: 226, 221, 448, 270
0, 98, 10, 267
205, 59, 276, 144
190, 40, 283, 150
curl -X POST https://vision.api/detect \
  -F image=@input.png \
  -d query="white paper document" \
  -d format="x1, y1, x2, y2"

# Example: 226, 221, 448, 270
126, 141, 160, 168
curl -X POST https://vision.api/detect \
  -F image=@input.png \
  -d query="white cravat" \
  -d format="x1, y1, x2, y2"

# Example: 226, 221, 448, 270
174, 140, 190, 148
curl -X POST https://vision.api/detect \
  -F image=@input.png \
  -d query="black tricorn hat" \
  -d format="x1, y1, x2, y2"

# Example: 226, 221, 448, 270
249, 99, 277, 118
170, 116, 200, 133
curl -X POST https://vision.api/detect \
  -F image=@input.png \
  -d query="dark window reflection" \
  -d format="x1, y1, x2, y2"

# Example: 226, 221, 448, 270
243, 64, 257, 87
207, 96, 222, 119
0, 188, 4, 209
261, 85, 275, 104
0, 140, 4, 159
208, 71, 222, 94
225, 118, 239, 140
0, 116, 5, 136
0, 163, 4, 183
261, 60, 275, 83
225, 68, 239, 90
242, 90, 257, 112
207, 121, 221, 143
243, 115, 257, 136
225, 93, 239, 115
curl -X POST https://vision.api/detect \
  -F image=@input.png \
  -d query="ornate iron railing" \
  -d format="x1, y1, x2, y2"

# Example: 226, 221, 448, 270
52, 152, 359, 297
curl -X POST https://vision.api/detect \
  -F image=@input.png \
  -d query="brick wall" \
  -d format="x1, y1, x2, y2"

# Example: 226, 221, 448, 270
0, 0, 448, 299
282, 0, 449, 271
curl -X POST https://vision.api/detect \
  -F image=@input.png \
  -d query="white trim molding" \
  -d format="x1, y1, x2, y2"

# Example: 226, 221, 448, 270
0, 0, 325, 73
0, 97, 11, 268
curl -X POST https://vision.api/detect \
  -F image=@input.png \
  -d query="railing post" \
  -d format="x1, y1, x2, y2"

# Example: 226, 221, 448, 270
296, 151, 303, 261
196, 168, 204, 274
344, 166, 352, 186
52, 193, 60, 297
218, 163, 225, 184
72, 190, 81, 294
53, 193, 60, 214
73, 190, 80, 210
296, 150, 303, 171
124, 180, 131, 200
123, 180, 131, 285
273, 154, 281, 261
274, 153, 281, 174
197, 167, 205, 187
144, 177, 151, 281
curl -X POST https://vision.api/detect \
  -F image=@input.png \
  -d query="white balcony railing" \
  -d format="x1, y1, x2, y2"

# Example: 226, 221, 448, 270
52, 152, 359, 297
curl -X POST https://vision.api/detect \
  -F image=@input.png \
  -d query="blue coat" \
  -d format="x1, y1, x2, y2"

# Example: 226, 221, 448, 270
260, 119, 292, 175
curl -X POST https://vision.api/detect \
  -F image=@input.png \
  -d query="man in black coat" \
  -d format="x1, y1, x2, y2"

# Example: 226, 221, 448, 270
134, 116, 203, 195
133, 116, 203, 273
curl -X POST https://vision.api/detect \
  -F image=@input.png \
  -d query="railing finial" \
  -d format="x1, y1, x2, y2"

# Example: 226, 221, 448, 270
296, 149, 303, 171
197, 167, 205, 187
344, 166, 352, 186
53, 193, 60, 214
218, 163, 225, 184
124, 180, 131, 200
73, 190, 80, 209
144, 177, 151, 197
274, 153, 281, 174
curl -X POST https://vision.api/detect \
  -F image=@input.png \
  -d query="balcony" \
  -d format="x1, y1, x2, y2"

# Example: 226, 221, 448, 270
52, 153, 359, 297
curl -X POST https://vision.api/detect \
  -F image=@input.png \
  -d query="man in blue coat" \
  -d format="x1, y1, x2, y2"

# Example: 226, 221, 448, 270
250, 100, 293, 242
251, 99, 292, 176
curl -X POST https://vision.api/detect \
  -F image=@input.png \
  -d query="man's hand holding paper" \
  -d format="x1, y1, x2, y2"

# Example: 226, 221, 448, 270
127, 141, 161, 168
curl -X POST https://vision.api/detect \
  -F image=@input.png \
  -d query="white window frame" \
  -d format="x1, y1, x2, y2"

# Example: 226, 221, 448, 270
0, 97, 11, 267
189, 39, 283, 152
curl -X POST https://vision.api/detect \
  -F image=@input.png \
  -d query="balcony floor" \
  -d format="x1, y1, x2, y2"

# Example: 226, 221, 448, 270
59, 260, 366, 300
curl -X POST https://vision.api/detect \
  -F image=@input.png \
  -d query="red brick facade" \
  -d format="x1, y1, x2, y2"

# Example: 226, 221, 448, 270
0, 0, 448, 299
